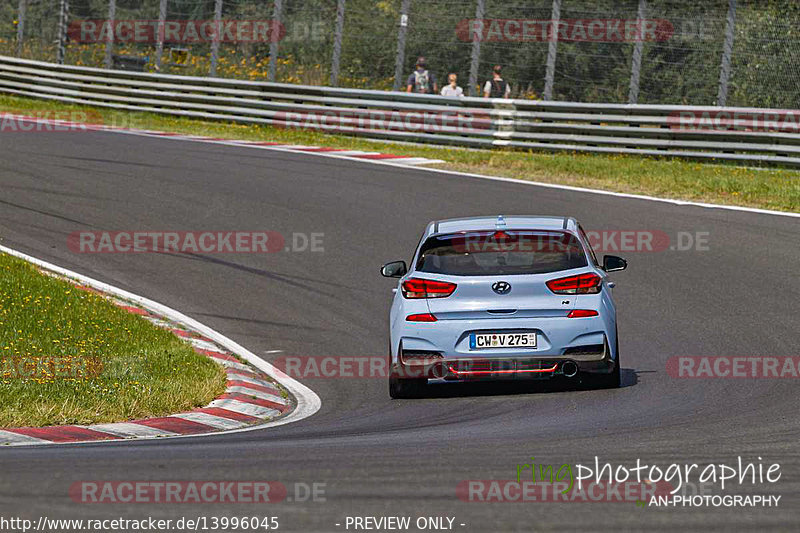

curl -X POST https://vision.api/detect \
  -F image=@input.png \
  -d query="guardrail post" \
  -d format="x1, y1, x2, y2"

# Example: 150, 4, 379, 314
268, 0, 284, 82
627, 0, 646, 104
155, 0, 168, 70
209, 0, 223, 76
104, 0, 116, 69
56, 0, 69, 64
330, 0, 346, 86
543, 0, 561, 101
717, 0, 737, 106
392, 0, 411, 91
15, 0, 26, 57
467, 0, 485, 97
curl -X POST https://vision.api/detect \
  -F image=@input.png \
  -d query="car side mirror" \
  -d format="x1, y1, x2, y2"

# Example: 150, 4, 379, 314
381, 261, 407, 278
603, 255, 627, 272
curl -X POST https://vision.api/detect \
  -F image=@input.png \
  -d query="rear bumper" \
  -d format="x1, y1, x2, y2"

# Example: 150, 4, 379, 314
394, 338, 615, 381
393, 315, 616, 380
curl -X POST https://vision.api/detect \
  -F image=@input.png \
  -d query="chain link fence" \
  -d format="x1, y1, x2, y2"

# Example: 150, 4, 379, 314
2, 0, 798, 108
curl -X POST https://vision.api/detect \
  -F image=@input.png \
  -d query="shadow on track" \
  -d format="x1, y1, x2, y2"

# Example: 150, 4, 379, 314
407, 368, 640, 399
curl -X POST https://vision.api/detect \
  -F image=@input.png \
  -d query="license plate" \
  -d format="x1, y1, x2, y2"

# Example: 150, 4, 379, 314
470, 332, 537, 349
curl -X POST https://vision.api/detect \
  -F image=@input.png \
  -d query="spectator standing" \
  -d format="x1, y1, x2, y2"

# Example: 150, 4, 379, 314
406, 57, 438, 94
440, 73, 464, 97
483, 65, 511, 98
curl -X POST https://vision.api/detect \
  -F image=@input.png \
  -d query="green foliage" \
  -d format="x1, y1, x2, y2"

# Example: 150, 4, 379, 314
0, 251, 227, 427
1, 0, 798, 106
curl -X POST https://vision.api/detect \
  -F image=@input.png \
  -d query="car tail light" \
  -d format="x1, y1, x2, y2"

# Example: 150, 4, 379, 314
406, 313, 438, 322
401, 278, 457, 299
546, 273, 602, 294
567, 309, 599, 318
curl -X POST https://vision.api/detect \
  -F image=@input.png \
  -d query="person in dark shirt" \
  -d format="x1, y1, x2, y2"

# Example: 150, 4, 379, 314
406, 57, 438, 94
483, 65, 511, 98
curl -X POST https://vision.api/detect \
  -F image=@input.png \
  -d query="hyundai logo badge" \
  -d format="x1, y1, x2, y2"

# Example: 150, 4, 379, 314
492, 281, 511, 295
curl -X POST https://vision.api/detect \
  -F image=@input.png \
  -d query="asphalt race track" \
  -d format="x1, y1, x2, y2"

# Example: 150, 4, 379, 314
1, 128, 798, 532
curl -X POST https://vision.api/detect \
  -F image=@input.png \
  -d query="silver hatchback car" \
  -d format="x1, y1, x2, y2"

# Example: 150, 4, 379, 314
381, 215, 627, 398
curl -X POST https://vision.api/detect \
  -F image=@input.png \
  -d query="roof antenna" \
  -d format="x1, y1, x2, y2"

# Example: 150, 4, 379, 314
496, 215, 506, 228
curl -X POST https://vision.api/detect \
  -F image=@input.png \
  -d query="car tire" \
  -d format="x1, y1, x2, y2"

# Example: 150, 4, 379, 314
389, 374, 426, 399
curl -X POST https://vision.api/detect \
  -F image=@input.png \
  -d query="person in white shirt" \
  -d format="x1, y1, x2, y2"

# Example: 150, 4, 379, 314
483, 65, 511, 98
440, 73, 464, 97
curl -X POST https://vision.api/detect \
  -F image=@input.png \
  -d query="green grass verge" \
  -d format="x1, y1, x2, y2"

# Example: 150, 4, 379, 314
0, 251, 227, 428
1, 94, 798, 213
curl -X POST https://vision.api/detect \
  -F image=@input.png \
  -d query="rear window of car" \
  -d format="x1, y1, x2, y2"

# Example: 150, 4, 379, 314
416, 231, 588, 276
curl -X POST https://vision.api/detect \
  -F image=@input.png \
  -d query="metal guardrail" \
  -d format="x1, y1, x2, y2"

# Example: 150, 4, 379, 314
2, 55, 800, 167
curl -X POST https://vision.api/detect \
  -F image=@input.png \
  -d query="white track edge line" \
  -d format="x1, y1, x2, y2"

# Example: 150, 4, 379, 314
0, 244, 322, 447
109, 124, 799, 219
8, 114, 796, 219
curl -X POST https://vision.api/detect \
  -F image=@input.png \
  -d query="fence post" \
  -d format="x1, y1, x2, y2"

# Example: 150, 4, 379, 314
155, 0, 168, 70
467, 0, 485, 97
543, 0, 561, 101
717, 0, 737, 106
15, 0, 26, 57
330, 0, 346, 86
209, 0, 223, 76
627, 0, 646, 104
56, 0, 69, 64
268, 0, 284, 82
104, 0, 116, 69
392, 0, 411, 91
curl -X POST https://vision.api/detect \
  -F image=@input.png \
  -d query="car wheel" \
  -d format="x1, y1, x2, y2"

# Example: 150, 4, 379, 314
389, 374, 426, 399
